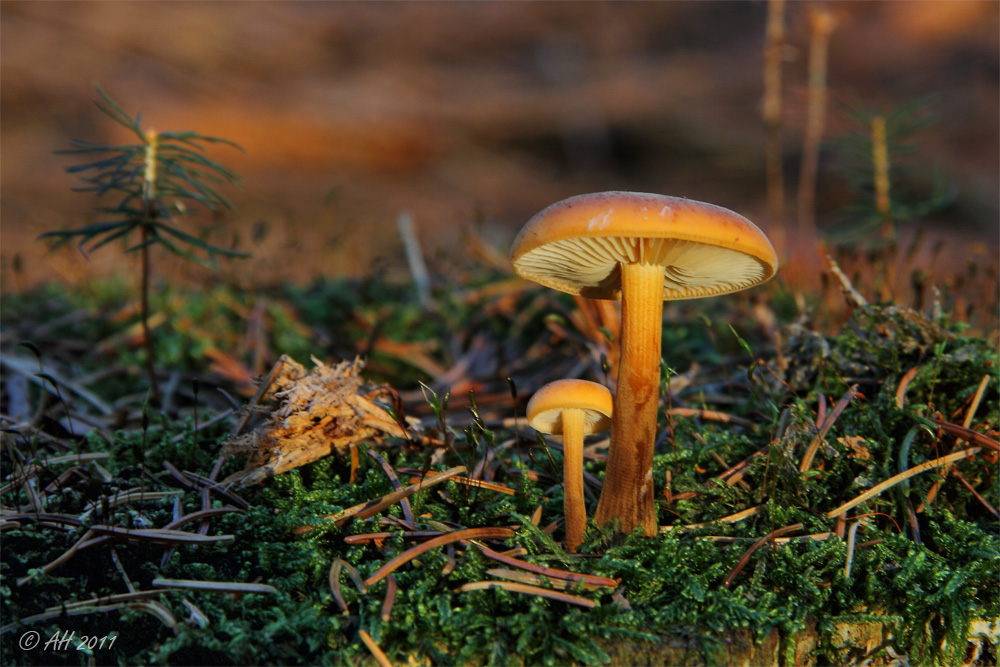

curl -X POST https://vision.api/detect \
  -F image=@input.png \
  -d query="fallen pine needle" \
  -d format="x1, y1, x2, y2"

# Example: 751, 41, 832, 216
46, 589, 169, 612
89, 525, 235, 545
665, 408, 756, 428
381, 575, 397, 623
329, 560, 355, 614
151, 578, 278, 595
827, 447, 982, 518
895, 366, 921, 410
128, 600, 177, 628
343, 530, 443, 544
359, 629, 393, 667
660, 505, 763, 533
723, 523, 804, 588
473, 544, 619, 589
17, 529, 96, 585
333, 465, 466, 529
458, 580, 597, 608
800, 385, 858, 472
365, 526, 515, 587
926, 418, 1000, 453
450, 476, 517, 495
486, 568, 608, 591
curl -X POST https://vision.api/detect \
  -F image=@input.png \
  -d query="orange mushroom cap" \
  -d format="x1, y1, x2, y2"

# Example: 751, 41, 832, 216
526, 379, 613, 436
510, 191, 778, 301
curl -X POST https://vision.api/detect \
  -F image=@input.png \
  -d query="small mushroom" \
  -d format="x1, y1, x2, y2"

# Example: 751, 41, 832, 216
511, 192, 777, 536
526, 379, 613, 552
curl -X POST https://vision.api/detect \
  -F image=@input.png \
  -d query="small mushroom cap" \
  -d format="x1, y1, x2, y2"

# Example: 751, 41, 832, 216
510, 191, 778, 300
526, 379, 613, 435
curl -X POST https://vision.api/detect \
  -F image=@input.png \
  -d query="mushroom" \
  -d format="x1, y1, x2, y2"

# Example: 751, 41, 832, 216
511, 192, 778, 536
526, 379, 613, 552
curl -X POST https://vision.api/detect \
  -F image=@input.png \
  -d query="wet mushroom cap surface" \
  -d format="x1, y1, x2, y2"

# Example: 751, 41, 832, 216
510, 191, 779, 300
526, 379, 613, 436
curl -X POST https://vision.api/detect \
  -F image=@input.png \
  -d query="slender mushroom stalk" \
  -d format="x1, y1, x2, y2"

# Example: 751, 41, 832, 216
511, 192, 778, 537
595, 259, 664, 534
526, 379, 613, 552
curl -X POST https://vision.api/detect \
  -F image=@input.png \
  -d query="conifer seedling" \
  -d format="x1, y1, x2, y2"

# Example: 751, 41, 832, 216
39, 86, 246, 401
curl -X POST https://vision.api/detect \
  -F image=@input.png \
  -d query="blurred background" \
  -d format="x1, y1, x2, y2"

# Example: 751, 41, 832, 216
1, 1, 997, 292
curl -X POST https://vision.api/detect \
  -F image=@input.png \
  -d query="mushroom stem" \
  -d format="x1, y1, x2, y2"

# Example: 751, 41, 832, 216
559, 407, 586, 552
594, 260, 663, 536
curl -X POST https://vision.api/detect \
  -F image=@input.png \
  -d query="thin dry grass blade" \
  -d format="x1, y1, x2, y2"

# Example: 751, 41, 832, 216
365, 526, 515, 587
458, 580, 597, 609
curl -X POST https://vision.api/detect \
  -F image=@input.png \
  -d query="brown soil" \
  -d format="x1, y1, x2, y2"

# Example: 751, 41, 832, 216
2, 1, 997, 292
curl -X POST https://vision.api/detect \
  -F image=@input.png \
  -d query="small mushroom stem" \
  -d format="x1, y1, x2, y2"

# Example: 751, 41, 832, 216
559, 407, 587, 552
594, 260, 663, 536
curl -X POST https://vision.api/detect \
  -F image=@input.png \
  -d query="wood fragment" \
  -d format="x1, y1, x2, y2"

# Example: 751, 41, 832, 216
222, 356, 408, 486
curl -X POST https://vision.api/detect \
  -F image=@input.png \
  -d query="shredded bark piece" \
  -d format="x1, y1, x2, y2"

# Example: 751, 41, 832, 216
222, 355, 407, 486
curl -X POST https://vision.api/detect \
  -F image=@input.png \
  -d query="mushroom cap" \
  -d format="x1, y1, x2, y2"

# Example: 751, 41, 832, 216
526, 379, 613, 436
510, 191, 778, 300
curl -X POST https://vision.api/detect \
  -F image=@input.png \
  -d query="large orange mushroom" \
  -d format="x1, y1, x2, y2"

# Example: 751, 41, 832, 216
511, 192, 777, 536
